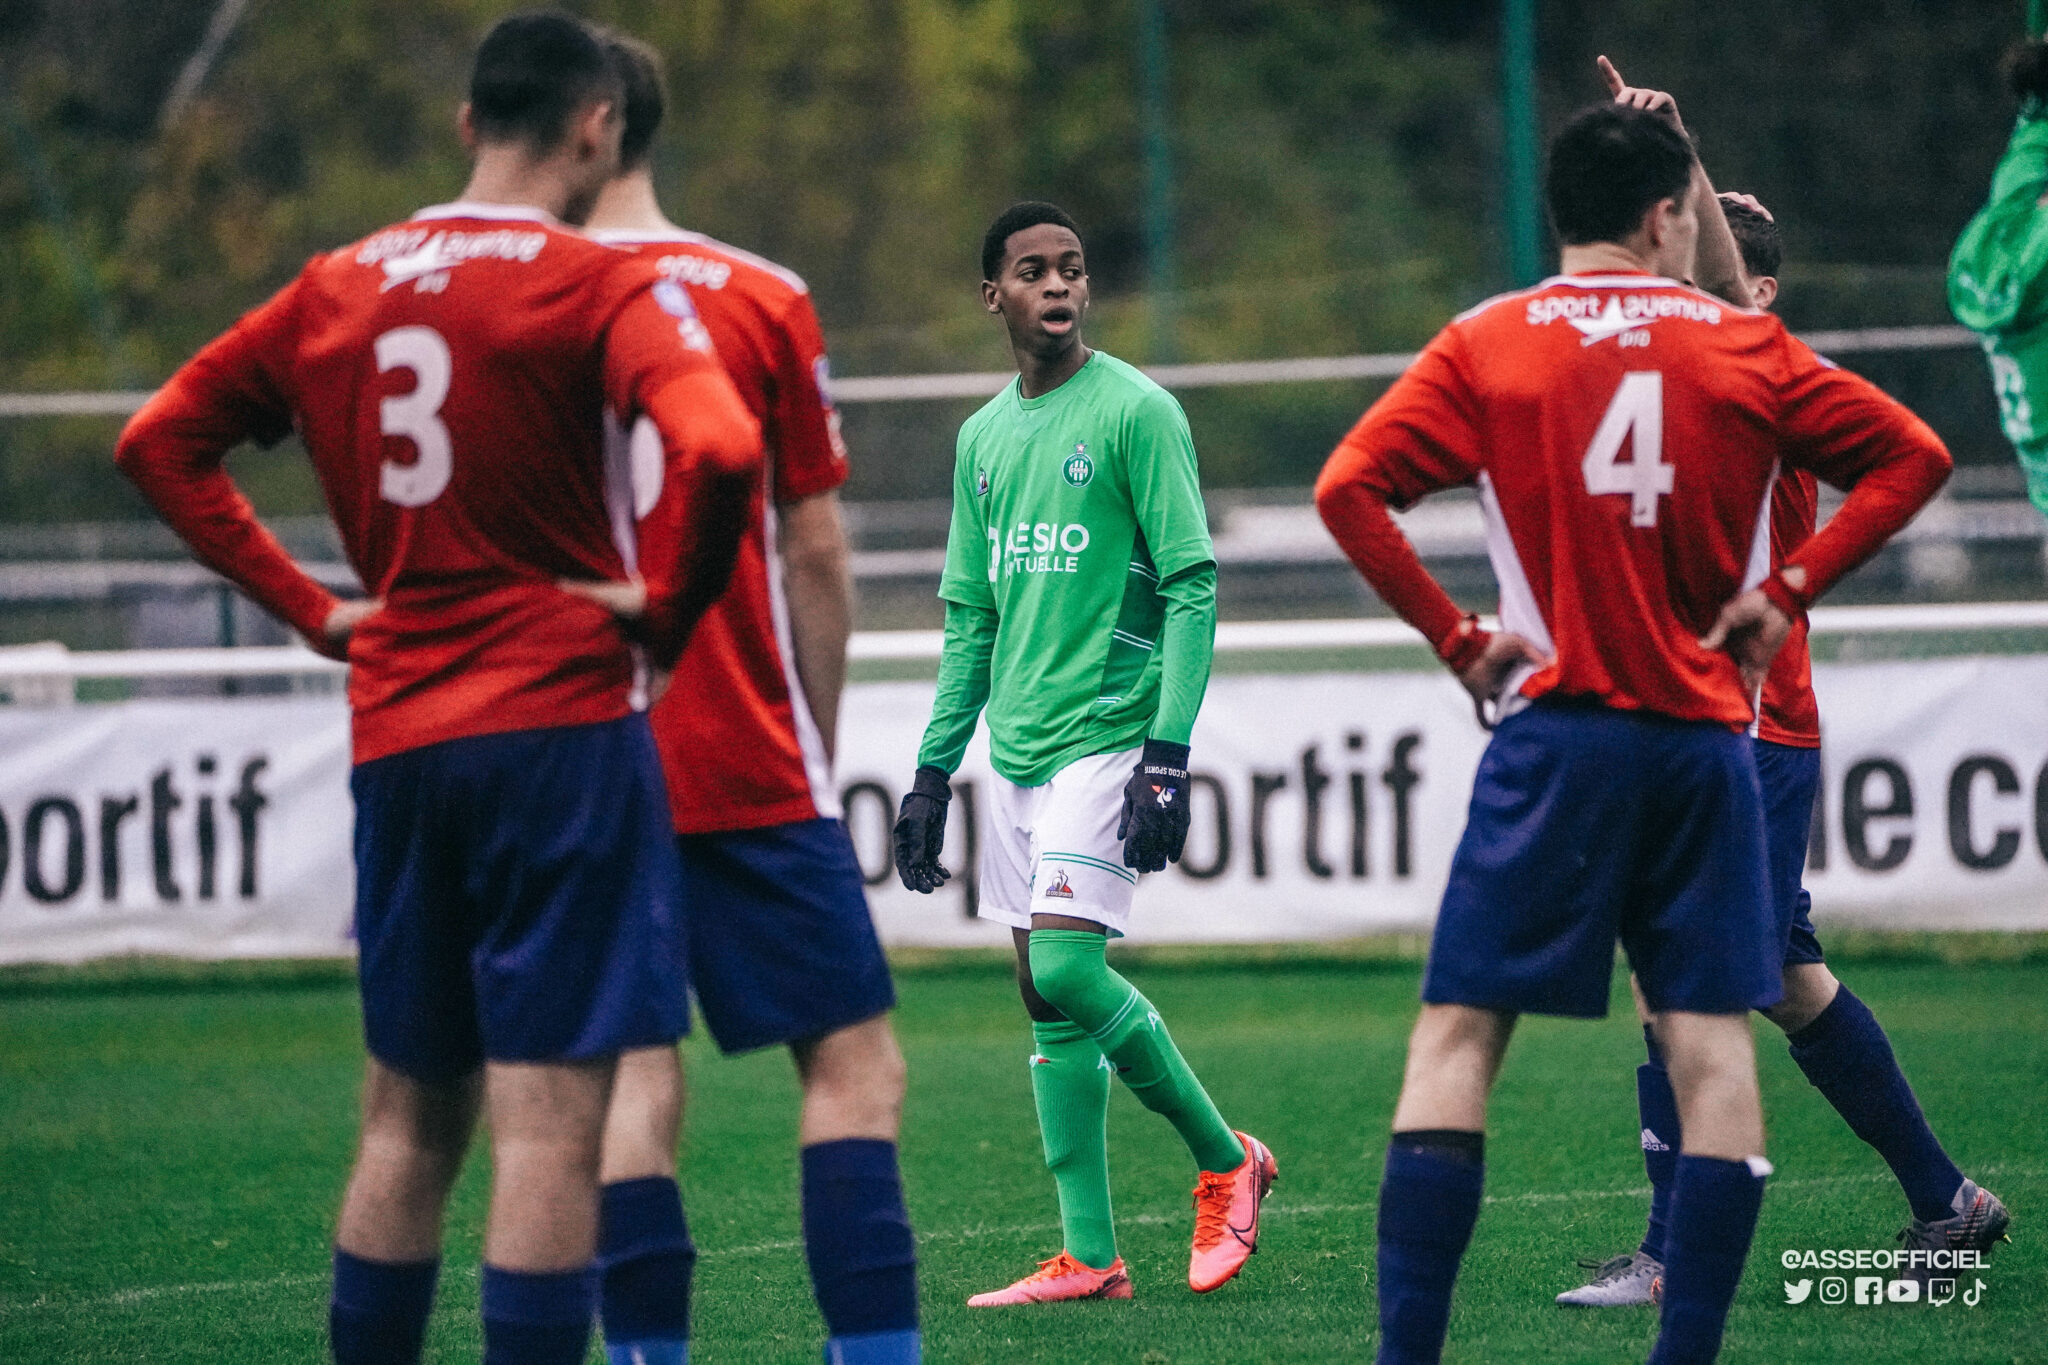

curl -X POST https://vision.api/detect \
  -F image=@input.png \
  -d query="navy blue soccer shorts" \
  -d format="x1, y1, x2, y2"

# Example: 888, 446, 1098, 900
677, 817, 897, 1054
1755, 738, 1826, 968
1423, 699, 1782, 1019
350, 715, 689, 1083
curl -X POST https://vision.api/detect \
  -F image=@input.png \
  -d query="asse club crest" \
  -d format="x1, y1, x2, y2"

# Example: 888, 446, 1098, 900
1062, 442, 1094, 488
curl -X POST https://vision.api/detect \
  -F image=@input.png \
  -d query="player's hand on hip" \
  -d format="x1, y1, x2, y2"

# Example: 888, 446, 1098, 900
1456, 632, 1551, 720
893, 766, 953, 893
558, 577, 648, 619
1118, 739, 1193, 873
311, 597, 382, 662
1700, 588, 1795, 694
1597, 55, 1685, 135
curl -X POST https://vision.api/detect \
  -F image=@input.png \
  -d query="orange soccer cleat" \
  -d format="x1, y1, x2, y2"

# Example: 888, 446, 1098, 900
1188, 1130, 1278, 1293
966, 1251, 1134, 1307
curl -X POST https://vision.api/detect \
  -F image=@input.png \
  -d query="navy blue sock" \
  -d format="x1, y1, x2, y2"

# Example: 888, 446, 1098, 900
481, 1264, 596, 1365
598, 1176, 695, 1365
330, 1249, 438, 1365
1648, 1155, 1767, 1365
801, 1139, 919, 1364
1638, 1026, 1681, 1263
1375, 1132, 1484, 1365
1786, 987, 1965, 1223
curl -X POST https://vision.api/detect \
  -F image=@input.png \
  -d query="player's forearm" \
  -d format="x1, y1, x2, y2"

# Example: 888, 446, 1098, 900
1152, 562, 1215, 746
1691, 166, 1755, 310
778, 491, 853, 759
1779, 439, 1953, 609
637, 370, 765, 663
917, 599, 996, 774
115, 395, 338, 639
1315, 472, 1468, 657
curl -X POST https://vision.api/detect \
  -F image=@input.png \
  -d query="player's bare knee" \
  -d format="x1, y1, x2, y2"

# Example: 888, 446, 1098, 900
858, 1026, 909, 1110
609, 1046, 684, 1127
1393, 1005, 1513, 1131
486, 1058, 613, 1150
797, 1017, 907, 1139
1658, 1011, 1764, 1153
1763, 963, 1839, 1034
599, 1047, 684, 1182
358, 1061, 479, 1166
1408, 1003, 1513, 1073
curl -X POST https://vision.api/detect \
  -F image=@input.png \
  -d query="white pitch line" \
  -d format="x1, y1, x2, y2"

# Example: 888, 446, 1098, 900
1, 1271, 328, 1316
6, 1164, 2032, 1317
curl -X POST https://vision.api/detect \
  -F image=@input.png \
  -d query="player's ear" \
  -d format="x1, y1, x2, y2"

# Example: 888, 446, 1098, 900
457, 101, 478, 155
1752, 275, 1779, 310
1645, 194, 1682, 249
576, 99, 620, 162
982, 279, 1001, 313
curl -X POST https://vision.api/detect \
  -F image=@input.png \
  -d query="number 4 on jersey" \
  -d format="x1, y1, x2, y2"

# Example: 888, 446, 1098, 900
1582, 370, 1671, 527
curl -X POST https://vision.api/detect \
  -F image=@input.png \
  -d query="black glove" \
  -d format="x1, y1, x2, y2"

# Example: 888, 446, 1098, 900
893, 765, 953, 893
1117, 739, 1192, 873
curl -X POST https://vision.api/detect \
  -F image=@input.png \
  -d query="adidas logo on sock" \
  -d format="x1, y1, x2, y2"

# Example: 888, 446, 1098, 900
1641, 1128, 1671, 1153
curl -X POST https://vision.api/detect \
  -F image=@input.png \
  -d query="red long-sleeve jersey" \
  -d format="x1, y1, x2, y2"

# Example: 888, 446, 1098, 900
117, 202, 761, 763
1316, 272, 1950, 728
595, 229, 851, 834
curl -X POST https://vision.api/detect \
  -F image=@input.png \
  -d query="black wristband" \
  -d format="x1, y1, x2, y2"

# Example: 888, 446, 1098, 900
1139, 738, 1191, 773
910, 764, 953, 803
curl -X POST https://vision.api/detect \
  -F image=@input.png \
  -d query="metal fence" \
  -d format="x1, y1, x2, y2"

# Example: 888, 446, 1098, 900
2, 325, 2042, 648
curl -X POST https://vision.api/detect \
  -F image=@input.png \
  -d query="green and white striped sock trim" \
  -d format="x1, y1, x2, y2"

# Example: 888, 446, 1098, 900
1089, 988, 1145, 1044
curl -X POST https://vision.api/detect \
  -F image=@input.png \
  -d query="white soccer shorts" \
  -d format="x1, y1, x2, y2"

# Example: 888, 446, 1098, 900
978, 747, 1142, 937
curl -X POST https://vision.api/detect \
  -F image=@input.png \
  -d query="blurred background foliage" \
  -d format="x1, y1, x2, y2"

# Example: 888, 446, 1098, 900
0, 0, 2025, 513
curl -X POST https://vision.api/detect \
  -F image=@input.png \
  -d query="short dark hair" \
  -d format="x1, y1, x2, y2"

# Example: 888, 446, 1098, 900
981, 201, 1084, 282
602, 30, 667, 171
467, 11, 620, 152
1718, 194, 1782, 279
1544, 103, 1697, 247
2009, 39, 2048, 104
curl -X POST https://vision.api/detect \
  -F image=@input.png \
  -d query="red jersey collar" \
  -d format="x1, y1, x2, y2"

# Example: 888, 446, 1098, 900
412, 201, 559, 226
1544, 270, 1686, 289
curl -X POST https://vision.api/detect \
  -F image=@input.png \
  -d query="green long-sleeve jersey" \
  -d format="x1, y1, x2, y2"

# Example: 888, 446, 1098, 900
915, 350, 1217, 786
1951, 110, 2048, 516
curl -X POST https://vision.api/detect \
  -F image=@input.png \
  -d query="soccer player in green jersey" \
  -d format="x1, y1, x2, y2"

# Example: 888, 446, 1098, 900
1951, 32, 2048, 520
893, 202, 1276, 1305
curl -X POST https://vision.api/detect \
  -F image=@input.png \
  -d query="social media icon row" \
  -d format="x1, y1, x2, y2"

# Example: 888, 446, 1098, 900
1785, 1276, 1985, 1307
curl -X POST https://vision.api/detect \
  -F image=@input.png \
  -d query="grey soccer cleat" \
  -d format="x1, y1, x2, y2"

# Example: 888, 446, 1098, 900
1897, 1179, 2011, 1283
1554, 1251, 1662, 1306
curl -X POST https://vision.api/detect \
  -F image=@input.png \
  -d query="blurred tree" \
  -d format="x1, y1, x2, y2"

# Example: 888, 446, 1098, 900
0, 0, 2028, 513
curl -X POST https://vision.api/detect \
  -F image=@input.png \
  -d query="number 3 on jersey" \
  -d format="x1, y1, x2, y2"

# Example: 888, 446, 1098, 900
1582, 370, 1671, 527
376, 326, 453, 507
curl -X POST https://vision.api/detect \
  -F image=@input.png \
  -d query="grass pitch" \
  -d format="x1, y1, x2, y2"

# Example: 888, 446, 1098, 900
2, 949, 2041, 1363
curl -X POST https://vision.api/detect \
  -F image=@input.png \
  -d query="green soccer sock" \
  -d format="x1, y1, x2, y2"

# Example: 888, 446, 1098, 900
1029, 930, 1247, 1176
1029, 1019, 1117, 1269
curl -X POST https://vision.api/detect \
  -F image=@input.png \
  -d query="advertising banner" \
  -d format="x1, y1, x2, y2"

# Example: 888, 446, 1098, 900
3, 656, 2045, 963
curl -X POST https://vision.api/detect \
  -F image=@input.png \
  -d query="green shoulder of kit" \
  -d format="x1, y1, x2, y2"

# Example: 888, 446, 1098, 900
1090, 351, 1192, 431
1951, 114, 2048, 335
